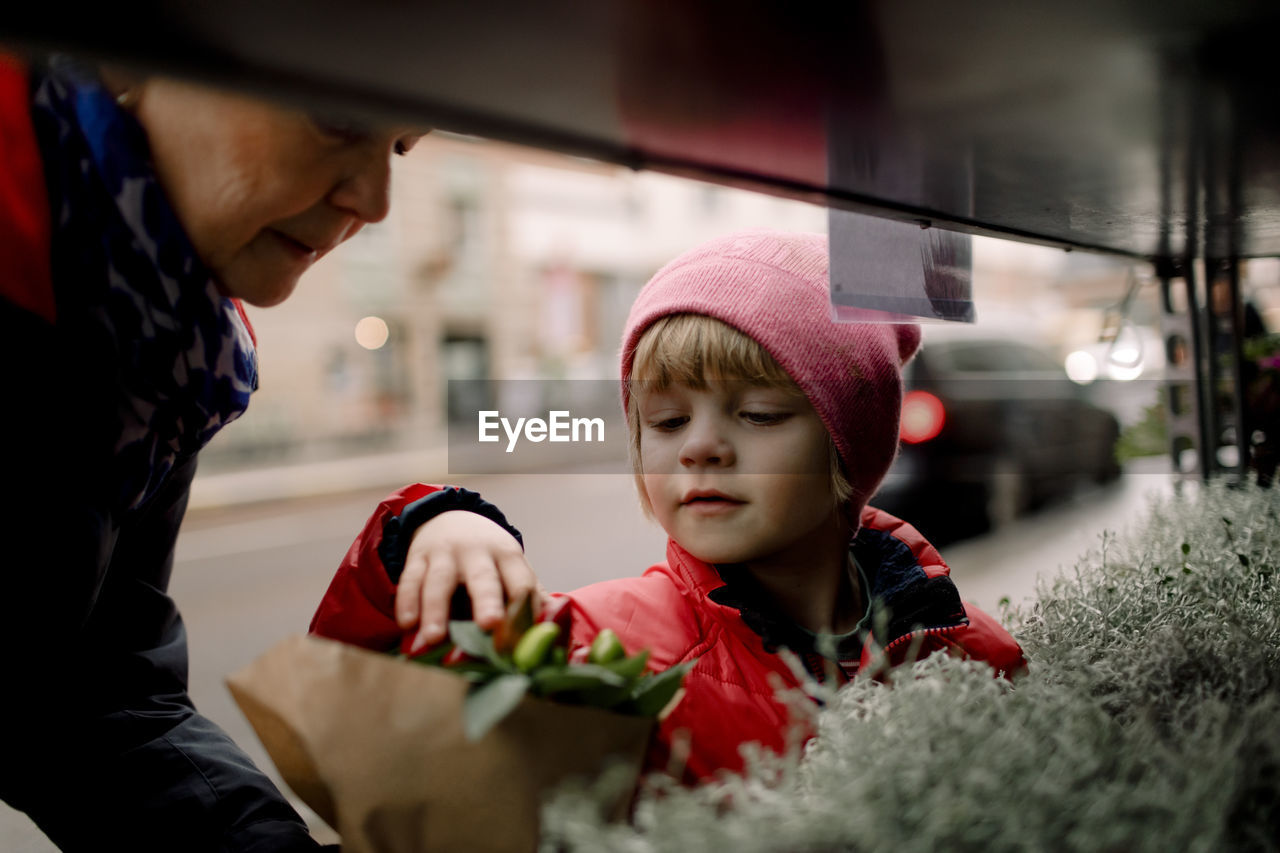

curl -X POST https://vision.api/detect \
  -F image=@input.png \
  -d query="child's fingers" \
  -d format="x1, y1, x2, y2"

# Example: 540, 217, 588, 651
496, 552, 539, 616
395, 554, 429, 630
411, 554, 458, 652
460, 551, 506, 629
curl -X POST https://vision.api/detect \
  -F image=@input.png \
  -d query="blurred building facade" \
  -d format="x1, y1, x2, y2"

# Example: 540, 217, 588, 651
201, 133, 1280, 472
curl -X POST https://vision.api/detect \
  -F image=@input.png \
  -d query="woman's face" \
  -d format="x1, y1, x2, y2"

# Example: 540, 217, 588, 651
131, 78, 422, 307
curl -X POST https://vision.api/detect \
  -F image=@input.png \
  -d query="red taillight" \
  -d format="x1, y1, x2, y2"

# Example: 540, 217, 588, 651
900, 390, 945, 444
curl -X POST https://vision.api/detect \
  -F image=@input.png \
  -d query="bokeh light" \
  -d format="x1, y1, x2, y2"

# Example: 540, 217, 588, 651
355, 316, 390, 350
1065, 350, 1098, 384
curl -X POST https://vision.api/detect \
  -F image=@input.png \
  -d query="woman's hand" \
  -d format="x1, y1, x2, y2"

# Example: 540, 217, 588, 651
396, 510, 543, 654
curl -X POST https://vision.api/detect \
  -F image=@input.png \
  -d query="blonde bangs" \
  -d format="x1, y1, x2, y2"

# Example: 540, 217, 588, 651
629, 314, 796, 389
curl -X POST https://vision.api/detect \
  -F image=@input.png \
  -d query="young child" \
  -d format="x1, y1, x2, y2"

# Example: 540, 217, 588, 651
312, 230, 1025, 783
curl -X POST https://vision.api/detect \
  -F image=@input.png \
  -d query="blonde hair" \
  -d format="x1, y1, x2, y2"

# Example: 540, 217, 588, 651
626, 314, 852, 517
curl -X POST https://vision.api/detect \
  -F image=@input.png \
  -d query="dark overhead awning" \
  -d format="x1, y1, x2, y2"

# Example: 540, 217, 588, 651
6, 0, 1280, 263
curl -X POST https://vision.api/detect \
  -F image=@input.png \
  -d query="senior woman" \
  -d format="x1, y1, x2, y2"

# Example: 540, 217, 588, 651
0, 52, 534, 851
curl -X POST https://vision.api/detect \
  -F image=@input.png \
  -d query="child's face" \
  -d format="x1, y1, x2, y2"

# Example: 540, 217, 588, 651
637, 381, 843, 567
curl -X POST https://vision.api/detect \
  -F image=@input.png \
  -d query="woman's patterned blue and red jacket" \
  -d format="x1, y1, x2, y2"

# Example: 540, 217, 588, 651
0, 54, 322, 852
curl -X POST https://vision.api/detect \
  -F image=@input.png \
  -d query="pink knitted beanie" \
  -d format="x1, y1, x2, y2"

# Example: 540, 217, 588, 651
621, 230, 922, 514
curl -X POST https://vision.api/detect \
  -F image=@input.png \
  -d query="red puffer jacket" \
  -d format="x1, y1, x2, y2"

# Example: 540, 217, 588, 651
311, 483, 1026, 783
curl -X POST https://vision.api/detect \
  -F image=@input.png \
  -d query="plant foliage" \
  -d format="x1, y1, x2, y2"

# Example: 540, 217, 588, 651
542, 479, 1280, 852
403, 600, 692, 741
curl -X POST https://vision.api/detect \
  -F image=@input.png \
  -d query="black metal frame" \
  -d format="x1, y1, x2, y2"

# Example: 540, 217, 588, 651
1161, 255, 1253, 484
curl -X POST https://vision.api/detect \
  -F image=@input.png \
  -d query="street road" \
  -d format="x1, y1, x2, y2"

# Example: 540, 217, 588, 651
1, 458, 1175, 850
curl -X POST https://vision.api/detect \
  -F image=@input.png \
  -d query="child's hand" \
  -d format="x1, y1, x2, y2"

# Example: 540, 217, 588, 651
396, 510, 543, 655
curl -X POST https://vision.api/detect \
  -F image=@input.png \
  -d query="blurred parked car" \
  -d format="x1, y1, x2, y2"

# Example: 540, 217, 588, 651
874, 334, 1122, 544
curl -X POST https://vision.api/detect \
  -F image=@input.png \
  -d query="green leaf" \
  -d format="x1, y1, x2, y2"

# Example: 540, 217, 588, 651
402, 641, 454, 667
531, 663, 627, 695
556, 655, 651, 710
463, 673, 531, 741
627, 659, 695, 717
602, 649, 651, 682
1181, 542, 1191, 555
457, 669, 499, 684
449, 620, 510, 670
571, 684, 632, 710
445, 659, 504, 680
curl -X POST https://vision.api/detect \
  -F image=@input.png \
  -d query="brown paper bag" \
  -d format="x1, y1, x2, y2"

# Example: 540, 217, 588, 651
227, 634, 653, 853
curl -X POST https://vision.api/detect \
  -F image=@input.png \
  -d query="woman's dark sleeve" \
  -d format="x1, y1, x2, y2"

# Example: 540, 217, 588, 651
0, 301, 320, 851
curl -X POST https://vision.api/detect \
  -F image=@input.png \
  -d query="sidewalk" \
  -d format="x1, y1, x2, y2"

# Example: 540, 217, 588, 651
189, 446, 451, 510
189, 440, 632, 511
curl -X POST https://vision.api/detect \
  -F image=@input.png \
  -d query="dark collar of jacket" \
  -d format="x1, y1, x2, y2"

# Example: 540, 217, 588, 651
673, 507, 969, 667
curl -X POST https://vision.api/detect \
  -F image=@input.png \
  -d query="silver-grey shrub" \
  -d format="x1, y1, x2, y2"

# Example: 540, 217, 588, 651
541, 480, 1280, 852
